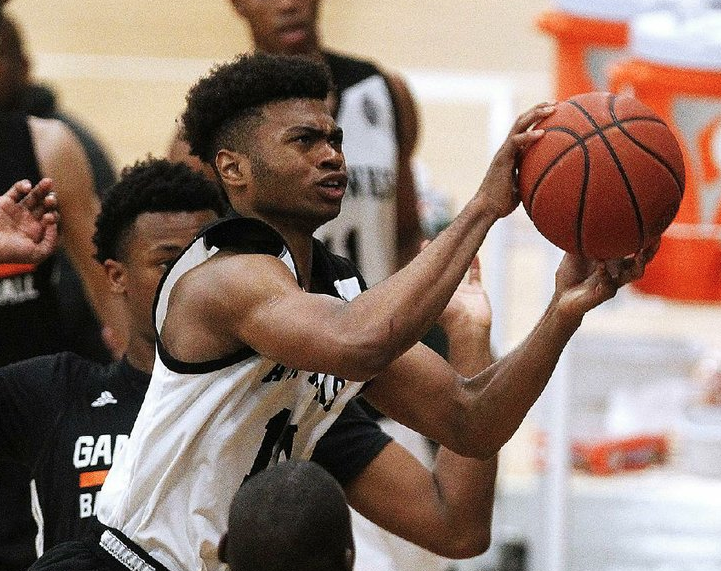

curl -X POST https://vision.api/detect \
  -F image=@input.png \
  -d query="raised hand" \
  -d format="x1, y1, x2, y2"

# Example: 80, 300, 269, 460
437, 252, 494, 375
0, 178, 60, 264
438, 253, 492, 333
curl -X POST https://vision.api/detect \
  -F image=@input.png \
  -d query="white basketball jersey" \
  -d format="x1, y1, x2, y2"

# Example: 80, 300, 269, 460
314, 54, 399, 286
96, 216, 365, 571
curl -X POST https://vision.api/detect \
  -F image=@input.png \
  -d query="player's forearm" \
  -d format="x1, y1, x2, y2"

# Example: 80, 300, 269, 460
456, 302, 580, 458
342, 196, 499, 376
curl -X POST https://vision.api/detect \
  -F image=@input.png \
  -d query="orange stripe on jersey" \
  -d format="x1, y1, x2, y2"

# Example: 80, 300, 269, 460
79, 470, 109, 488
0, 263, 36, 279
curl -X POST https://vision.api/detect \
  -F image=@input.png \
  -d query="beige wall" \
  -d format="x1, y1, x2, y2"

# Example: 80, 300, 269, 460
5, 0, 555, 200
8, 0, 719, 348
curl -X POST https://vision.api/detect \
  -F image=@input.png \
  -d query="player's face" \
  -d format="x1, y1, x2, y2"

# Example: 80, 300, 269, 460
108, 210, 219, 343
242, 98, 346, 233
229, 0, 320, 55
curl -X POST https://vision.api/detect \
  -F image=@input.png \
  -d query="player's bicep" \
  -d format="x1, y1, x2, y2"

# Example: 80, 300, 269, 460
200, 255, 358, 375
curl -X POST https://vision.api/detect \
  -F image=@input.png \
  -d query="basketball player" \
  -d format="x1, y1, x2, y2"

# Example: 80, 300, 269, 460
169, 0, 422, 285
0, 158, 225, 559
184, 6, 442, 567
218, 460, 355, 571
30, 52, 656, 571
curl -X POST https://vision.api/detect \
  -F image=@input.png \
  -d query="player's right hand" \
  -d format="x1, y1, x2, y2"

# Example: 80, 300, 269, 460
475, 102, 555, 220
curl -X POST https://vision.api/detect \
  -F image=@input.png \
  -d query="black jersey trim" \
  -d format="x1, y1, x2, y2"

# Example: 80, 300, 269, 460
153, 214, 289, 375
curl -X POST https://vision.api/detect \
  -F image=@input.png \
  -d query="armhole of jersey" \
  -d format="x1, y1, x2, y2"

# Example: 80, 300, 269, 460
155, 338, 257, 375
153, 215, 289, 374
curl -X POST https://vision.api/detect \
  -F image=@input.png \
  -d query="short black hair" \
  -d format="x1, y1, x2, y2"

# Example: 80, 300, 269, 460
221, 460, 353, 571
93, 156, 226, 263
181, 51, 333, 164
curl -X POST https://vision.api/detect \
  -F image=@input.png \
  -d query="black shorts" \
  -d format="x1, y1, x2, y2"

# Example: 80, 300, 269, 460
29, 520, 170, 571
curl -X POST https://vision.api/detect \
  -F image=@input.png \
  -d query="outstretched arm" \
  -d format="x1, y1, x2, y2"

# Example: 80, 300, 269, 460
363, 243, 657, 459
0, 178, 59, 264
345, 254, 499, 559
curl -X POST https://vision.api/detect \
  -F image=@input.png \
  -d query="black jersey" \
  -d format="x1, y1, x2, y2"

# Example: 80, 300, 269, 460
0, 351, 391, 560
0, 354, 149, 552
0, 112, 64, 365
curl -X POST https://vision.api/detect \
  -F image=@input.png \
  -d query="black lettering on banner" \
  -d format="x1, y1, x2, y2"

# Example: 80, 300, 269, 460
244, 408, 298, 483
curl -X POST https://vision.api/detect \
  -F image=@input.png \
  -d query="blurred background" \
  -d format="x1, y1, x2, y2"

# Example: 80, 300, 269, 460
7, 1, 721, 570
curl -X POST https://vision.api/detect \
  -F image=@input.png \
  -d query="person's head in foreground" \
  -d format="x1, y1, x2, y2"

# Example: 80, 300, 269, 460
219, 460, 355, 571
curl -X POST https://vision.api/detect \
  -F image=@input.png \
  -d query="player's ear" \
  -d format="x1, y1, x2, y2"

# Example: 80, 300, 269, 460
104, 259, 127, 295
216, 149, 251, 191
217, 533, 228, 564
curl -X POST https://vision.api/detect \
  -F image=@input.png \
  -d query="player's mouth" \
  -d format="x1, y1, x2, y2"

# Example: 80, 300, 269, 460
317, 174, 347, 201
277, 23, 311, 47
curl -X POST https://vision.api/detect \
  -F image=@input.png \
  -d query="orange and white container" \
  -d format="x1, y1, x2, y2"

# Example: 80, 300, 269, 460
537, 0, 669, 100
609, 9, 721, 302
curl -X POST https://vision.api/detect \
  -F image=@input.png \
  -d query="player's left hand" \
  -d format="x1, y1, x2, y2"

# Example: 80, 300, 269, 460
0, 178, 60, 264
552, 238, 659, 320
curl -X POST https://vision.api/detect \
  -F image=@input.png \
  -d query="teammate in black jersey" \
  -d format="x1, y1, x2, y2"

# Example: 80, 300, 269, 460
30, 53, 659, 571
0, 159, 225, 557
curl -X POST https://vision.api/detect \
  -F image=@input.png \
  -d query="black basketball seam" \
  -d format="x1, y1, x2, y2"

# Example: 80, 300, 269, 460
545, 115, 667, 145
527, 126, 590, 256
536, 116, 670, 205
609, 98, 685, 200
569, 96, 645, 251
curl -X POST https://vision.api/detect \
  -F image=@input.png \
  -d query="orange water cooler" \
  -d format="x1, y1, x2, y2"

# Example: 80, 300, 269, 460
537, 0, 666, 100
608, 10, 721, 302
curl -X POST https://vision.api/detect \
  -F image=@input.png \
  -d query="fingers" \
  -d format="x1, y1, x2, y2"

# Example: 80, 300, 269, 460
512, 102, 556, 134
23, 180, 57, 222
22, 178, 54, 212
497, 102, 556, 163
4, 179, 33, 203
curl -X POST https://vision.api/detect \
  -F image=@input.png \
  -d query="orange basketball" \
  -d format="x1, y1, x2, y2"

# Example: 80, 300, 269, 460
517, 91, 685, 259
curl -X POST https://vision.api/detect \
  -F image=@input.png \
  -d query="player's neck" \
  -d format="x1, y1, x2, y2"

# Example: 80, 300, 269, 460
124, 334, 156, 374
283, 233, 315, 291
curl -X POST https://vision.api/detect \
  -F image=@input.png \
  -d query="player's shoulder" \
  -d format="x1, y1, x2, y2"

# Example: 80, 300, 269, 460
167, 215, 294, 307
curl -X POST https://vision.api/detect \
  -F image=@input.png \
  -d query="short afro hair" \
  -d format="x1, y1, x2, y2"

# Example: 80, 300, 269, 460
93, 156, 227, 263
221, 460, 353, 571
180, 51, 334, 164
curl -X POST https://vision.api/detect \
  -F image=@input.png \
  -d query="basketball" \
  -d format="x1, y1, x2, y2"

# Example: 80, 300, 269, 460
517, 91, 686, 259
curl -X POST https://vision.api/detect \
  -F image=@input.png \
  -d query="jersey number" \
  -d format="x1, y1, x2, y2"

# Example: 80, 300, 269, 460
244, 408, 298, 483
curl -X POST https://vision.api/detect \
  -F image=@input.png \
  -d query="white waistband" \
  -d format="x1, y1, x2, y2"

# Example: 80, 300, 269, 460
99, 530, 157, 571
